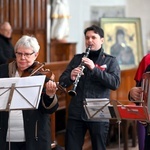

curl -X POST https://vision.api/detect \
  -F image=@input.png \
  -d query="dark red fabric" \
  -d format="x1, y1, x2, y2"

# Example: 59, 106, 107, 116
134, 54, 150, 82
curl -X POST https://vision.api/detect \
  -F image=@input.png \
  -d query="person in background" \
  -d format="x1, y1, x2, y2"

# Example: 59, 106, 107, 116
59, 25, 120, 150
0, 21, 15, 64
129, 53, 150, 150
0, 35, 58, 150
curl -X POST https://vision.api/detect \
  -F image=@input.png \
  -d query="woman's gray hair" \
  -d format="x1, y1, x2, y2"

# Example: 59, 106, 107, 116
14, 35, 40, 53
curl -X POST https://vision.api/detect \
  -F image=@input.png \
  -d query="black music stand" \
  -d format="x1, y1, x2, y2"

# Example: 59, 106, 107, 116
83, 98, 123, 149
0, 75, 46, 150
83, 98, 120, 121
83, 99, 150, 150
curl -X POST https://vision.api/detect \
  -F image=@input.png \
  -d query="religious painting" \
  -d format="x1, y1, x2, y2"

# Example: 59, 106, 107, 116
100, 18, 143, 70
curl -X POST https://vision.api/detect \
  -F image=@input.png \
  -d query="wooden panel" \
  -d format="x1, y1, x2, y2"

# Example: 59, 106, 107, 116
45, 61, 69, 110
34, 0, 46, 29
10, 0, 23, 28
0, 0, 47, 62
0, 0, 10, 22
44, 61, 69, 147
50, 42, 76, 62
45, 61, 69, 81
23, 0, 34, 29
111, 68, 137, 104
35, 31, 46, 63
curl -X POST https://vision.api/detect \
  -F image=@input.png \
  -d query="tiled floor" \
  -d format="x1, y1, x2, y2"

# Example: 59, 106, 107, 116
106, 139, 138, 150
58, 142, 138, 150
57, 136, 139, 150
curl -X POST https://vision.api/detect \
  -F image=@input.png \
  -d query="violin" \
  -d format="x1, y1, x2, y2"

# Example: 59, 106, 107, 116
21, 61, 66, 93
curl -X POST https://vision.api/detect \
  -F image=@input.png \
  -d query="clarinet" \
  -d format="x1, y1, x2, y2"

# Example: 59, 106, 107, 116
68, 45, 92, 96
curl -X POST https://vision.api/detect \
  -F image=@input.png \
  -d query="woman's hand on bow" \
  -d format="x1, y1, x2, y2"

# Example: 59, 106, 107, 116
45, 80, 57, 97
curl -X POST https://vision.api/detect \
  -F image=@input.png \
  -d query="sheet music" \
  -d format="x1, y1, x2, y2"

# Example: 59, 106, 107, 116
85, 98, 109, 106
116, 105, 150, 121
0, 75, 46, 110
84, 98, 112, 120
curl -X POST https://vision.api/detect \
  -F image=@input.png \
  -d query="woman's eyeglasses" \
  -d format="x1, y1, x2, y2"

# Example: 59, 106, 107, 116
15, 52, 35, 58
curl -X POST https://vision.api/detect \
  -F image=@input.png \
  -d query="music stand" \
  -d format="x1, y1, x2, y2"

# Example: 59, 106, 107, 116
83, 98, 120, 120
83, 99, 150, 150
0, 75, 46, 150
115, 102, 150, 122
141, 72, 150, 113
83, 98, 123, 149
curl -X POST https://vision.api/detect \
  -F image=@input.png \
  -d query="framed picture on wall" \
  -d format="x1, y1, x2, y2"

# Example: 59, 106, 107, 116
100, 17, 143, 70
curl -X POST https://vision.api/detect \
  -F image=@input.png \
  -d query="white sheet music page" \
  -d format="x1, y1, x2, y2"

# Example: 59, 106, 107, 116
84, 98, 112, 120
0, 75, 46, 110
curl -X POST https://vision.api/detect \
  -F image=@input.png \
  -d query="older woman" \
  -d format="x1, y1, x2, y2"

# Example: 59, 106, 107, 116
0, 35, 58, 150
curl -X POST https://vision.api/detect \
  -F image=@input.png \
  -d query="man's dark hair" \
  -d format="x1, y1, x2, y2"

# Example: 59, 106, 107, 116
84, 25, 104, 38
